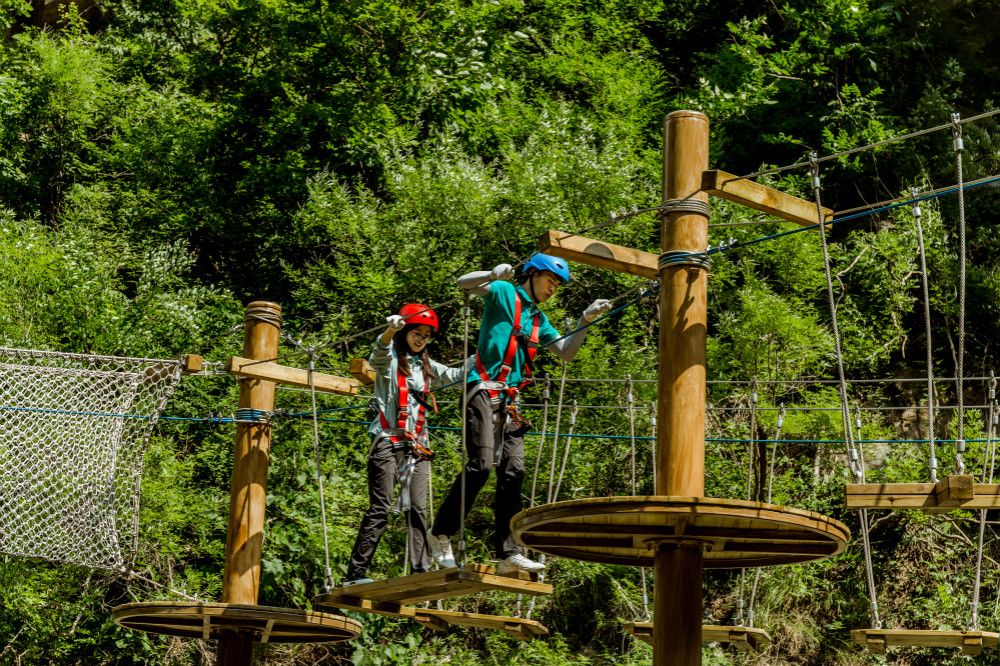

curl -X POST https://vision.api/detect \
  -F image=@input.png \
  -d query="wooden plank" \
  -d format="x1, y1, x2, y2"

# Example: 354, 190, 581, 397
701, 170, 833, 227
935, 475, 975, 506
228, 356, 359, 395
626, 623, 769, 652
414, 609, 548, 641
845, 482, 1000, 509
851, 629, 1000, 652
538, 230, 658, 279
349, 358, 376, 386
962, 635, 984, 656
312, 564, 550, 606
182, 354, 204, 373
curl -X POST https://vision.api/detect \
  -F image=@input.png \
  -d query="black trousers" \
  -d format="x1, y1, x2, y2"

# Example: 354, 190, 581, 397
432, 389, 526, 559
346, 437, 430, 580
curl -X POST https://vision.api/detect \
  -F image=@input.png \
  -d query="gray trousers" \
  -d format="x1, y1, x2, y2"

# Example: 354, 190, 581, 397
346, 436, 430, 580
432, 390, 527, 558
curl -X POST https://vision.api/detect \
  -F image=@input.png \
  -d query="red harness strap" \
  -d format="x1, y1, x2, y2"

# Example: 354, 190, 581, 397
378, 365, 428, 448
474, 293, 541, 401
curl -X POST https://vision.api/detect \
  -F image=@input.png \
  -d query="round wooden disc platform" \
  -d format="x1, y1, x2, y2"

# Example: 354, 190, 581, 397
112, 602, 362, 644
510, 496, 850, 567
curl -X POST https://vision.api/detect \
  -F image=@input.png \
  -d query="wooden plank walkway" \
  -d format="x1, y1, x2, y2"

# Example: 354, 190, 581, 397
625, 623, 771, 652
851, 629, 1000, 656
314, 564, 551, 607
845, 475, 1000, 510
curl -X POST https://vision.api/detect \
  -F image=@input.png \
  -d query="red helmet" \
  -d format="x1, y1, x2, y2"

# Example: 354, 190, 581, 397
399, 303, 439, 331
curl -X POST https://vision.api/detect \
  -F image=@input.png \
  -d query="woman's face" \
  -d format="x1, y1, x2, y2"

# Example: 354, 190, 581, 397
406, 324, 434, 353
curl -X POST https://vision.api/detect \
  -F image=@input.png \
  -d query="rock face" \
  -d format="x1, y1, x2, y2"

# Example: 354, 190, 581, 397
30, 0, 104, 29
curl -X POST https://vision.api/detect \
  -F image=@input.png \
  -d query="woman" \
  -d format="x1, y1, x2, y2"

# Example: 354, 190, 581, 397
343, 303, 467, 585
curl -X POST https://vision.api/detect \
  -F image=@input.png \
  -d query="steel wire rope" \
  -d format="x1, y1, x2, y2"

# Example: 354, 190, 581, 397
735, 109, 1000, 182
529, 377, 553, 508
912, 190, 940, 482
458, 294, 472, 566
703, 173, 1000, 262
624, 376, 650, 620
748, 404, 786, 629
547, 359, 571, 504
551, 401, 580, 502
952, 114, 968, 475
736, 382, 759, 627
970, 376, 997, 630
307, 352, 336, 592
810, 153, 880, 629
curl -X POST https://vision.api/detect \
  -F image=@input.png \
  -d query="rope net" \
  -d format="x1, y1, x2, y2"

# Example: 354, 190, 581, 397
0, 348, 183, 571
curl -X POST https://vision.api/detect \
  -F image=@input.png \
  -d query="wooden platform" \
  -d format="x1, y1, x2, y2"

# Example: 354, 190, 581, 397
414, 608, 548, 641
845, 475, 1000, 509
509, 496, 850, 568
314, 564, 552, 607
851, 629, 1000, 655
625, 622, 771, 652
112, 602, 361, 643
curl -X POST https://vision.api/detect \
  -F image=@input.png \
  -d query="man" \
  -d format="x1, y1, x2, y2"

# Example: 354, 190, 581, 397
429, 253, 611, 574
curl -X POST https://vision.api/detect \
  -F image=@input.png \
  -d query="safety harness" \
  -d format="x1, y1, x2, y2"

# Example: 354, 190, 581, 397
474, 292, 539, 423
378, 364, 436, 461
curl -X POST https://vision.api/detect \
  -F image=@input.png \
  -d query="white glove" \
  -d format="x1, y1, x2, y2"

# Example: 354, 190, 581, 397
386, 314, 406, 331
582, 299, 612, 323
490, 263, 515, 281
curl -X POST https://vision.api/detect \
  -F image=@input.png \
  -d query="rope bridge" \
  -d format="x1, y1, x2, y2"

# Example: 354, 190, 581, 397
0, 348, 183, 571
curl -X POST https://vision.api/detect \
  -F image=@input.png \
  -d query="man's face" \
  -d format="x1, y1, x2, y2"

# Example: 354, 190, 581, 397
530, 270, 562, 304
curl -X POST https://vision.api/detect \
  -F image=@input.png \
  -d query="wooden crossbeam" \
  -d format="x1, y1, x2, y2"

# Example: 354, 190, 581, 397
851, 629, 999, 656
538, 230, 658, 278
182, 354, 204, 373
844, 476, 1000, 509
227, 356, 359, 395
349, 358, 376, 386
702, 170, 833, 227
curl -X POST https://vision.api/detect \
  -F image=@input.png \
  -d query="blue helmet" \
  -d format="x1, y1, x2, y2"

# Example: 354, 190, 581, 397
522, 252, 570, 284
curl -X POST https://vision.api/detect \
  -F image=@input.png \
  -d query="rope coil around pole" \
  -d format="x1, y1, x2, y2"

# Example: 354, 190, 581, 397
811, 153, 880, 629
658, 250, 711, 270
952, 112, 968, 475
912, 190, 939, 482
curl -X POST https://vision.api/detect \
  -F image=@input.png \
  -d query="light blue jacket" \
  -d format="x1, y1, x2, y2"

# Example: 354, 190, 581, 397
367, 337, 469, 444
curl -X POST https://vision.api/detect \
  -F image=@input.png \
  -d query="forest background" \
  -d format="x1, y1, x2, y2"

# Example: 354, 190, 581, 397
1, 0, 999, 664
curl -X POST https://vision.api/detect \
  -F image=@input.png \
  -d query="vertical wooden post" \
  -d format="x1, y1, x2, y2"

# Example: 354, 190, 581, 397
654, 111, 710, 666
217, 301, 282, 666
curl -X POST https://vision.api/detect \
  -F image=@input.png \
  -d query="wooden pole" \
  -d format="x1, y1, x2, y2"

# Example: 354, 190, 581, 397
654, 110, 710, 666
217, 301, 282, 666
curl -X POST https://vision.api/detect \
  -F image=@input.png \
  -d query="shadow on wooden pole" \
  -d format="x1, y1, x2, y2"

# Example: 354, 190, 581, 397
218, 301, 282, 666
655, 110, 710, 666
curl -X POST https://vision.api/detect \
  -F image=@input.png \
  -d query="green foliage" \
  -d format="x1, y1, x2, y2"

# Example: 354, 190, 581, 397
1, 0, 999, 663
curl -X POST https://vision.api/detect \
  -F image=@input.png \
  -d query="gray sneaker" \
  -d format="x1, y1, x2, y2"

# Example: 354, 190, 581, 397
497, 553, 544, 574
341, 577, 374, 586
428, 533, 457, 568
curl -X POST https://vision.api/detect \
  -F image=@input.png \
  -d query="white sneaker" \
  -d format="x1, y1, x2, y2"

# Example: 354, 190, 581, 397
497, 553, 545, 574
428, 534, 456, 568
